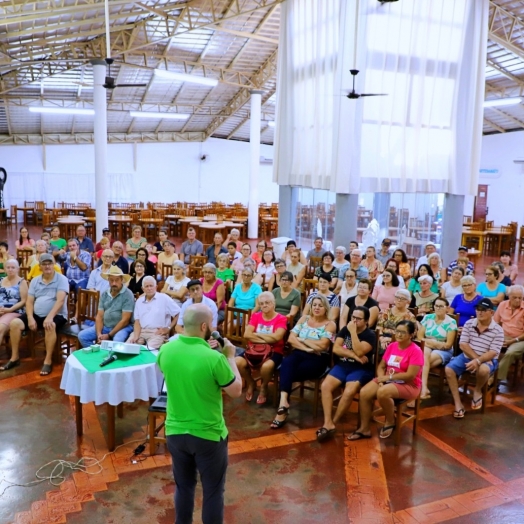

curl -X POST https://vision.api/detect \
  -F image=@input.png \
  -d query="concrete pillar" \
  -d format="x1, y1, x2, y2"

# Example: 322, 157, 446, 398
278, 185, 298, 239
248, 90, 263, 239
441, 193, 465, 266
334, 193, 358, 249
373, 193, 391, 238
91, 59, 108, 239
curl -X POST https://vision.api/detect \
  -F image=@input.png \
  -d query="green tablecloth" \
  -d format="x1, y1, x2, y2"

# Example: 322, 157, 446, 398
74, 348, 157, 373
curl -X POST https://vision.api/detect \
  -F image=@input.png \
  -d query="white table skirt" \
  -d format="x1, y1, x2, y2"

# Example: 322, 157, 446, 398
60, 353, 162, 406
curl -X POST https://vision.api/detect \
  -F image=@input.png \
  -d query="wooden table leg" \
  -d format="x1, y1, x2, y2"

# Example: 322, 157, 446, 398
75, 396, 83, 436
107, 404, 116, 452
149, 412, 156, 456
117, 402, 124, 418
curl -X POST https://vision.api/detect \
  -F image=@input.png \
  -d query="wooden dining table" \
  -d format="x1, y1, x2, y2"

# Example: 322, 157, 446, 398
138, 217, 164, 240
57, 216, 86, 239
461, 228, 488, 253
16, 205, 34, 225
108, 215, 132, 241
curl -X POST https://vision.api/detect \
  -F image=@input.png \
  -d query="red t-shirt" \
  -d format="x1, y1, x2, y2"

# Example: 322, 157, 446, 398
248, 311, 288, 355
382, 341, 424, 388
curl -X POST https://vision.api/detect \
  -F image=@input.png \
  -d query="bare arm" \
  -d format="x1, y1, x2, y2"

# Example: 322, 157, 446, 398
244, 325, 287, 344
221, 339, 242, 398
339, 304, 349, 331
377, 364, 421, 383
5, 280, 28, 312
491, 291, 505, 306
215, 283, 225, 310
128, 319, 142, 343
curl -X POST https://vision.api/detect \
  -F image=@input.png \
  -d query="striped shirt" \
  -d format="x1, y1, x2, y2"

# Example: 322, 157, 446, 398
459, 319, 504, 358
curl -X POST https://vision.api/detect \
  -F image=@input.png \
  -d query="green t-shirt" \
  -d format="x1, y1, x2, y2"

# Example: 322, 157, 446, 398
217, 268, 235, 282
50, 238, 67, 250
272, 287, 301, 316
157, 335, 235, 441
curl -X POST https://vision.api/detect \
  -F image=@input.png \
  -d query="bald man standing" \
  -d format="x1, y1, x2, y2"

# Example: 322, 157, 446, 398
157, 304, 241, 524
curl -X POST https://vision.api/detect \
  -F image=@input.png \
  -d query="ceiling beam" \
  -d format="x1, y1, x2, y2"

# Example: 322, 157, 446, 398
486, 59, 524, 88
489, 107, 524, 129
483, 117, 506, 133
488, 1, 524, 63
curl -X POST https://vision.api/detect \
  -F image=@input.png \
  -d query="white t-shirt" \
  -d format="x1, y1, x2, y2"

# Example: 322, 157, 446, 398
375, 273, 406, 289
164, 276, 190, 306
440, 281, 463, 302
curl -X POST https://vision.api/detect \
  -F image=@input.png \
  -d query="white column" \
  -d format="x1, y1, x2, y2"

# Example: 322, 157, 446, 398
91, 59, 108, 240
248, 90, 263, 239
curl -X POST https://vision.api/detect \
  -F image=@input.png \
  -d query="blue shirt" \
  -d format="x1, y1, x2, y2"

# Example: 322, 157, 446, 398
450, 294, 483, 327
477, 282, 506, 300
77, 236, 95, 253
231, 282, 262, 310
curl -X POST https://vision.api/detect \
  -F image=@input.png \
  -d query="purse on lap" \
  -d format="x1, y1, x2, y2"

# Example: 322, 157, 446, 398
244, 342, 273, 369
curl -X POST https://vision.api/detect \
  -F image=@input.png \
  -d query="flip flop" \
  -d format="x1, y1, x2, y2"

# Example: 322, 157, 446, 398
316, 427, 336, 443
347, 431, 371, 441
0, 359, 20, 371
245, 388, 255, 402
420, 393, 432, 400
379, 425, 396, 439
453, 408, 465, 419
471, 397, 483, 410
256, 394, 267, 405
40, 363, 52, 376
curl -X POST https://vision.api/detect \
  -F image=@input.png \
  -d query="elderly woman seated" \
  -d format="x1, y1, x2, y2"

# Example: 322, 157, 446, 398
411, 274, 439, 317
200, 263, 226, 323
131, 247, 156, 277
126, 225, 147, 261
303, 273, 340, 322
270, 295, 336, 429
224, 228, 243, 251
418, 297, 457, 399
377, 288, 416, 351
235, 292, 288, 405
348, 320, 424, 440
229, 267, 262, 311
449, 275, 482, 327
254, 249, 276, 288
271, 271, 301, 323
162, 261, 190, 306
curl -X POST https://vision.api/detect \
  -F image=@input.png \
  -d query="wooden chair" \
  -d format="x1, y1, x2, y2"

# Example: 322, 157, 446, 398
160, 263, 173, 282
148, 408, 167, 456
8, 205, 17, 227
17, 249, 32, 268
306, 257, 323, 278
301, 278, 318, 310
189, 255, 208, 268
34, 201, 45, 225
223, 306, 252, 348
373, 339, 424, 446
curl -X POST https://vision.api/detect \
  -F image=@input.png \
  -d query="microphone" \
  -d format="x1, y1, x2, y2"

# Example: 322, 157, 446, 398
100, 354, 117, 367
210, 330, 225, 348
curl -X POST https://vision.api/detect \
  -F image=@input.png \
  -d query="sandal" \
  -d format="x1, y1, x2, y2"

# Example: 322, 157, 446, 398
453, 408, 465, 419
270, 406, 289, 429
256, 394, 267, 405
0, 359, 20, 371
69, 317, 78, 325
347, 431, 371, 441
245, 386, 255, 402
471, 397, 483, 410
40, 363, 52, 376
316, 427, 336, 443
379, 425, 396, 439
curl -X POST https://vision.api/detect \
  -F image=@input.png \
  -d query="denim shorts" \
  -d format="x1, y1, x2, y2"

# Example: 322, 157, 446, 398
432, 349, 453, 366
328, 363, 374, 386
446, 352, 498, 376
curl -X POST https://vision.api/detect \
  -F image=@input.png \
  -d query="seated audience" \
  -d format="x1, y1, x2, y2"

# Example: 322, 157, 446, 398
376, 238, 393, 266
15, 227, 35, 253
28, 240, 50, 268
375, 259, 406, 289
162, 261, 190, 306
255, 249, 276, 287
227, 241, 241, 264
333, 247, 350, 277
449, 275, 483, 327
345, 249, 369, 281
268, 259, 287, 291
0, 242, 11, 278
236, 292, 288, 405
181, 227, 204, 264
200, 263, 226, 323
304, 273, 340, 322
377, 289, 415, 351
127, 276, 180, 349
349, 320, 423, 440
8, 254, 68, 375
493, 261, 512, 287
232, 243, 255, 274
447, 246, 474, 276
146, 244, 157, 264
87, 249, 114, 294
428, 252, 446, 286
283, 240, 307, 266
40, 232, 54, 255
175, 279, 218, 333
78, 267, 134, 348
27, 253, 61, 281
271, 270, 301, 322
307, 237, 325, 260
205, 233, 227, 266
216, 253, 236, 284
49, 226, 67, 254
95, 237, 110, 260
128, 260, 146, 295
500, 250, 518, 284
361, 246, 384, 282
372, 268, 400, 311
224, 228, 243, 251
252, 240, 267, 266
446, 298, 503, 417
340, 278, 379, 330
411, 275, 439, 316
287, 250, 306, 292
129, 247, 155, 277
477, 265, 506, 306
408, 264, 438, 294
75, 225, 94, 253
95, 228, 114, 251
416, 242, 437, 269
441, 267, 464, 302
317, 306, 376, 442
338, 268, 358, 304
65, 238, 91, 292
234, 259, 256, 285
152, 229, 168, 254
344, 241, 359, 260
418, 298, 457, 399
393, 249, 411, 281
270, 295, 336, 429
103, 241, 129, 274
494, 285, 524, 385
228, 268, 262, 311
157, 240, 178, 278
314, 251, 339, 290
126, 225, 147, 261
0, 259, 28, 370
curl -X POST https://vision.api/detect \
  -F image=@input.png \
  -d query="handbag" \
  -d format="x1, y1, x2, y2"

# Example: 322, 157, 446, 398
244, 342, 273, 369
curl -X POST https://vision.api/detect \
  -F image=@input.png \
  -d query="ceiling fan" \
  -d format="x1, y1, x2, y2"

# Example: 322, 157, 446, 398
345, 69, 387, 99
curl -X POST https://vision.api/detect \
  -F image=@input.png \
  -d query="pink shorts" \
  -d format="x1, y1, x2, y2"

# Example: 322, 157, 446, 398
373, 378, 420, 401
0, 312, 21, 326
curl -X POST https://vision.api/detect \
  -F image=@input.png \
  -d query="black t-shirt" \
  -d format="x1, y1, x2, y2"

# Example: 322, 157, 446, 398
344, 296, 379, 328
154, 242, 164, 253
335, 327, 376, 369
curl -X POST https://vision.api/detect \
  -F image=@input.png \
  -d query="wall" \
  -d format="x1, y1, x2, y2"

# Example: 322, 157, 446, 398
0, 138, 279, 207
471, 130, 524, 227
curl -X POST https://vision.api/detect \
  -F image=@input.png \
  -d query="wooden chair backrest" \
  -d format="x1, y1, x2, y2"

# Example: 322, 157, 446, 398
189, 255, 208, 268
77, 289, 100, 323
17, 249, 32, 267
187, 265, 203, 279
223, 306, 252, 347
19, 266, 29, 281
161, 263, 173, 281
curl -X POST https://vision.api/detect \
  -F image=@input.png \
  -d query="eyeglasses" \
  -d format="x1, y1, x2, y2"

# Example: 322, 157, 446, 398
462, 283, 474, 287
280, 278, 291, 282
102, 255, 113, 258
485, 273, 494, 276
395, 296, 408, 301
395, 330, 408, 336
242, 274, 252, 277
351, 316, 364, 321
434, 304, 446, 309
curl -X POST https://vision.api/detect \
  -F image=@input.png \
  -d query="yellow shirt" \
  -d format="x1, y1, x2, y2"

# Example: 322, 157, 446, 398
27, 263, 62, 281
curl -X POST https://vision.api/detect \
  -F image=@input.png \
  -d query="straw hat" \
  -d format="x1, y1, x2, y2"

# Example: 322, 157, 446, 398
101, 265, 131, 283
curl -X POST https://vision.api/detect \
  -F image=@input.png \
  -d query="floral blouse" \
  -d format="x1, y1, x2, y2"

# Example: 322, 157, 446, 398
291, 316, 334, 354
377, 307, 416, 349
361, 258, 384, 279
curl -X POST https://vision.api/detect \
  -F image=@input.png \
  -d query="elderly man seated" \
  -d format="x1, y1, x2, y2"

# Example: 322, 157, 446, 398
8, 254, 69, 375
181, 227, 204, 264
494, 285, 524, 386
76, 225, 95, 253
99, 241, 129, 274
445, 298, 503, 418
416, 242, 437, 270
127, 276, 180, 349
344, 249, 369, 281
77, 266, 135, 347
175, 279, 218, 334
65, 238, 91, 293
87, 249, 114, 293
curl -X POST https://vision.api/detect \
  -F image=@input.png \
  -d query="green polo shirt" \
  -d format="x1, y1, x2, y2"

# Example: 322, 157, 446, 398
157, 335, 235, 441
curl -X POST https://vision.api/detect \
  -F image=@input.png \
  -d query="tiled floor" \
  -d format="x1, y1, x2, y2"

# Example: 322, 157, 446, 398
1, 225, 524, 523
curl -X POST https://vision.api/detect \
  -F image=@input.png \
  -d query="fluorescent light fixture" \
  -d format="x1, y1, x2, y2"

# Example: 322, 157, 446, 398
29, 106, 94, 115
129, 111, 190, 120
267, 121, 275, 128
154, 69, 218, 87
483, 97, 522, 108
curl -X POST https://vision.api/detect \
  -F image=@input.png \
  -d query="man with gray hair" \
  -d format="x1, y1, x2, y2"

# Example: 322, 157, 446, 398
127, 276, 180, 349
158, 303, 242, 524
343, 249, 369, 281
65, 238, 91, 292
494, 285, 524, 385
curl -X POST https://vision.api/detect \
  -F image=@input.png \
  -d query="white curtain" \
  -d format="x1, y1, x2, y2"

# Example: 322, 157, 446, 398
273, 0, 488, 196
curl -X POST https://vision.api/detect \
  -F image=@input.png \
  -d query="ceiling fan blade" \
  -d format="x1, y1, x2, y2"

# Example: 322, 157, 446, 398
359, 93, 388, 97
114, 83, 147, 88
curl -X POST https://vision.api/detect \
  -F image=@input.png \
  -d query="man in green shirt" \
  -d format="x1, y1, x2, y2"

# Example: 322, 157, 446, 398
158, 303, 241, 524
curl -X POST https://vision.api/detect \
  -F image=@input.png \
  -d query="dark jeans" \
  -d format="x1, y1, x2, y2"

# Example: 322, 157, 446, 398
167, 434, 228, 524
279, 349, 330, 394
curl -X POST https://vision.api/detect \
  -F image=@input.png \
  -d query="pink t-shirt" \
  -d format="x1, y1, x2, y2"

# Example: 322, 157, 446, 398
382, 341, 424, 389
248, 311, 288, 354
